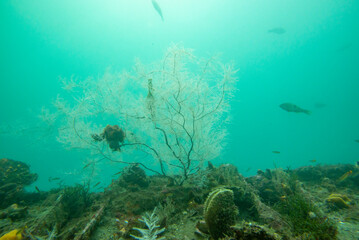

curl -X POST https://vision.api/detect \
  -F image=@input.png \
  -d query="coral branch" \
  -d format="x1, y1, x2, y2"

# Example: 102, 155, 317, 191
74, 204, 105, 240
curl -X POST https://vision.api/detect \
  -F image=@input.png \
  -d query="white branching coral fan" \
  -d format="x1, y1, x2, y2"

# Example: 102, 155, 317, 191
51, 44, 238, 184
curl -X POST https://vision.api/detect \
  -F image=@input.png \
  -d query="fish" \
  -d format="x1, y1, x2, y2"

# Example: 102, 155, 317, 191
279, 103, 311, 115
272, 151, 280, 154
354, 140, 359, 143
164, 192, 173, 198
314, 102, 326, 109
309, 159, 317, 163
151, 0, 164, 21
264, 188, 274, 193
280, 195, 287, 201
48, 177, 61, 182
207, 161, 215, 170
93, 182, 101, 188
83, 162, 93, 169
336, 43, 352, 52
35, 186, 41, 193
338, 170, 353, 182
268, 27, 286, 34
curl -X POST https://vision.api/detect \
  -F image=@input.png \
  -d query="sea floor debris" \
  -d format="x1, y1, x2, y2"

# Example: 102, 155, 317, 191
0, 160, 359, 239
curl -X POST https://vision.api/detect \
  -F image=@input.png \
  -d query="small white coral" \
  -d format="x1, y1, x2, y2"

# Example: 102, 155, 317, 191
130, 207, 165, 240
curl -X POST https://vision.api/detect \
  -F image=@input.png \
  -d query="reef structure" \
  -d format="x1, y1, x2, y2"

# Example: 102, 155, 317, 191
0, 158, 38, 209
204, 188, 238, 239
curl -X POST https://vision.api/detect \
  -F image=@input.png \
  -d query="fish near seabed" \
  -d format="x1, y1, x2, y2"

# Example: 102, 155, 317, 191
152, 0, 164, 21
338, 170, 352, 182
279, 103, 311, 115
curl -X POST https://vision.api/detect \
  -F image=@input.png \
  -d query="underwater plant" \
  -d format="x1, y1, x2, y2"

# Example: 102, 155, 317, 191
130, 207, 165, 240
275, 193, 337, 239
60, 184, 92, 219
48, 45, 237, 184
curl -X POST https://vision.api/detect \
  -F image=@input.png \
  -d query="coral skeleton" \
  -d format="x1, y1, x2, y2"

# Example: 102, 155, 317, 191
131, 208, 165, 240
49, 45, 237, 185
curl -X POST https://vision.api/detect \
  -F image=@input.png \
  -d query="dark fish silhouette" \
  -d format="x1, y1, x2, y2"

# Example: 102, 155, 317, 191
355, 140, 359, 143
314, 102, 326, 109
48, 177, 61, 182
337, 43, 352, 52
280, 103, 311, 115
152, 0, 164, 21
268, 27, 286, 34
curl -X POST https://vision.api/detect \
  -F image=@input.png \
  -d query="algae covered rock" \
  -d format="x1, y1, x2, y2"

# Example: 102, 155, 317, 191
231, 222, 281, 240
0, 158, 38, 208
118, 164, 149, 189
0, 203, 28, 221
204, 188, 238, 239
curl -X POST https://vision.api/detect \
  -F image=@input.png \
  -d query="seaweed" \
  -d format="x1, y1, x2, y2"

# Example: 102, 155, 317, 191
60, 184, 92, 219
275, 193, 337, 239
130, 207, 165, 240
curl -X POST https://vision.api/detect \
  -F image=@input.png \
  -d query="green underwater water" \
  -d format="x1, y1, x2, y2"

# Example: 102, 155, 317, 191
0, 0, 358, 190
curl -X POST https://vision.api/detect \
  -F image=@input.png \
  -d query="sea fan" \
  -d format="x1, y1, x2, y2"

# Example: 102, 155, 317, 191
130, 208, 165, 240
